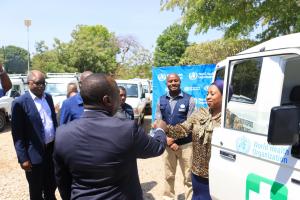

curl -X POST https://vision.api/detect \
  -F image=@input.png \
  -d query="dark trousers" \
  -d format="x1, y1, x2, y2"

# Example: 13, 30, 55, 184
25, 143, 57, 200
191, 173, 212, 200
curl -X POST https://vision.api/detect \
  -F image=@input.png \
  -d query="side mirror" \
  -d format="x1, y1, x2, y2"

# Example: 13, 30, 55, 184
268, 105, 300, 145
141, 92, 145, 99
10, 89, 20, 98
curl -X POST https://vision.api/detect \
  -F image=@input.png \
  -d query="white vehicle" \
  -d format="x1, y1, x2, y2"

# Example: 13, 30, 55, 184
130, 78, 152, 114
45, 73, 79, 111
0, 74, 28, 131
116, 79, 146, 125
209, 33, 300, 200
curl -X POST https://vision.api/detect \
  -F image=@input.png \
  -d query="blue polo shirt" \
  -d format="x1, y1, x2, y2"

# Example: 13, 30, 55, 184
60, 93, 84, 125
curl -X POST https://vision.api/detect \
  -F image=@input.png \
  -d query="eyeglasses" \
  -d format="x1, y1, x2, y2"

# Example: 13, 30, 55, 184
29, 80, 46, 87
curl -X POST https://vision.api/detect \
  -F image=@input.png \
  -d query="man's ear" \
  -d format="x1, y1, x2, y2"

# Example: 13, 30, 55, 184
102, 95, 112, 107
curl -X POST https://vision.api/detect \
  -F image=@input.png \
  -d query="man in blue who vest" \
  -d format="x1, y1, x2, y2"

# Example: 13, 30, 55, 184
155, 73, 195, 200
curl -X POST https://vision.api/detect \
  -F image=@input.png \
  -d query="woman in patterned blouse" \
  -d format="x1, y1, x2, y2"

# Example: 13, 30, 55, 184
162, 80, 239, 200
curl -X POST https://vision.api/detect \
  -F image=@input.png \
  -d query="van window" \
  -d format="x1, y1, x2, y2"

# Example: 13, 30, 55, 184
230, 58, 262, 103
215, 68, 225, 81
117, 83, 139, 98
225, 57, 263, 133
225, 54, 300, 135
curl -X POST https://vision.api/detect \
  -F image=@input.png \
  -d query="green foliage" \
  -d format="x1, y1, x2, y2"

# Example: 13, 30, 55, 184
32, 25, 119, 74
1, 46, 28, 73
161, 0, 300, 41
154, 23, 189, 67
179, 38, 257, 65
68, 25, 119, 73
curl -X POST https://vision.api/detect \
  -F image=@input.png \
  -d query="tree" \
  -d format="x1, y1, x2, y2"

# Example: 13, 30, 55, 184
32, 40, 76, 73
68, 25, 119, 73
153, 23, 189, 66
115, 36, 153, 79
161, 0, 300, 41
1, 46, 28, 73
179, 38, 257, 64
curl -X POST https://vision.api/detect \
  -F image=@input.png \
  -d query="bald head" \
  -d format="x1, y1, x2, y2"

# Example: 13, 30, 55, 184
28, 70, 45, 82
80, 73, 120, 115
28, 70, 46, 98
80, 71, 93, 82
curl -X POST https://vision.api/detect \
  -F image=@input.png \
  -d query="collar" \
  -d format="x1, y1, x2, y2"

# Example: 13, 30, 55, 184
166, 90, 183, 99
28, 90, 45, 100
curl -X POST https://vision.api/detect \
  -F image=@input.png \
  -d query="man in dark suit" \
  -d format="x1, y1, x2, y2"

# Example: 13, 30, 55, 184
11, 70, 58, 200
54, 73, 167, 200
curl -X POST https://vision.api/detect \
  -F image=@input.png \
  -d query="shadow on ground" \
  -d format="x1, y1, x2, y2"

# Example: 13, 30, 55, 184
142, 181, 157, 200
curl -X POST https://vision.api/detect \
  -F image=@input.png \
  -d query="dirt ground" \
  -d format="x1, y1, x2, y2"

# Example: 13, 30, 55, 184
0, 115, 186, 200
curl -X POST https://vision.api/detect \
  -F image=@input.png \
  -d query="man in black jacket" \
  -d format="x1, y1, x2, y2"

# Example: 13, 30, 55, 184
54, 73, 167, 200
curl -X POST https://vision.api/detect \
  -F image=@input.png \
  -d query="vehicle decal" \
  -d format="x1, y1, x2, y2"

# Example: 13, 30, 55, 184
235, 136, 290, 164
246, 173, 287, 200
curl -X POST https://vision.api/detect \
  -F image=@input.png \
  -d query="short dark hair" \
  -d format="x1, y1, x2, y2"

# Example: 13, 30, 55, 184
118, 86, 126, 93
80, 73, 118, 106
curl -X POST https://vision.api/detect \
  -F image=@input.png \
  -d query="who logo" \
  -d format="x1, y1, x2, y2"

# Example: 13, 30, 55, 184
157, 73, 166, 81
189, 72, 198, 80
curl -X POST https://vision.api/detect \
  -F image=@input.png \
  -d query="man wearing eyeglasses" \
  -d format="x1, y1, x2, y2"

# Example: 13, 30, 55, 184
59, 70, 93, 125
11, 70, 58, 200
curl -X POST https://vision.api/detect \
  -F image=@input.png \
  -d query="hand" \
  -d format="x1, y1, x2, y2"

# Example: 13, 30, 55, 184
170, 143, 179, 151
155, 119, 167, 132
166, 136, 174, 146
21, 160, 32, 171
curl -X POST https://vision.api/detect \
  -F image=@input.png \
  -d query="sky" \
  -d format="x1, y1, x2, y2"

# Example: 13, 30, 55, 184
1, 0, 224, 54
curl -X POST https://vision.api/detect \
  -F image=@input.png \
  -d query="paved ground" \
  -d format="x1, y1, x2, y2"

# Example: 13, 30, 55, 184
0, 115, 186, 199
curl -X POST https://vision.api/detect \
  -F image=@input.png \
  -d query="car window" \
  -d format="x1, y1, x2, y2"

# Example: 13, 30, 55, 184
117, 83, 138, 98
45, 83, 67, 96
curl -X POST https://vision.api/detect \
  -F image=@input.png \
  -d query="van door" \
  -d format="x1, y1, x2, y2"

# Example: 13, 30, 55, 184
209, 51, 300, 200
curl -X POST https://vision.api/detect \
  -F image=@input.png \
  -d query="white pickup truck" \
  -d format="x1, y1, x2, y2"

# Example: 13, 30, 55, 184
209, 33, 300, 200
0, 74, 27, 131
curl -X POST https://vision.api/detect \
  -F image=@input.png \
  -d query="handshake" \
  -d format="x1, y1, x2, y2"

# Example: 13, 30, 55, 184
152, 119, 168, 133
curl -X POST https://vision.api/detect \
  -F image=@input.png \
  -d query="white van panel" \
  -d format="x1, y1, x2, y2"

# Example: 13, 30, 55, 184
210, 127, 300, 200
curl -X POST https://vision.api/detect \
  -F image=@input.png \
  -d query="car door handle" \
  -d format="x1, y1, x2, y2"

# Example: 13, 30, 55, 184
220, 150, 236, 161
291, 178, 300, 185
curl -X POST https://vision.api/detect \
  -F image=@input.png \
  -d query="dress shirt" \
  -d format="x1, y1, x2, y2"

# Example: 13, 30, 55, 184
29, 90, 55, 144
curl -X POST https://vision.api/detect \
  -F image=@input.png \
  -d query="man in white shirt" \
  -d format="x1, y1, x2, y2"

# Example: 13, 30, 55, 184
11, 70, 58, 200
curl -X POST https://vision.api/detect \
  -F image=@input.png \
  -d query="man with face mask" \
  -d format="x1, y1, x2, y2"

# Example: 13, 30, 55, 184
11, 70, 58, 200
54, 73, 167, 200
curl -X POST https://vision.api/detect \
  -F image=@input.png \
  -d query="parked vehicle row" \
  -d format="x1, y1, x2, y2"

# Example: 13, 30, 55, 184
0, 73, 153, 131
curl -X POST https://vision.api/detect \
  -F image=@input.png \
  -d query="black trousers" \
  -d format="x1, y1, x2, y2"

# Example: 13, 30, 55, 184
25, 142, 57, 200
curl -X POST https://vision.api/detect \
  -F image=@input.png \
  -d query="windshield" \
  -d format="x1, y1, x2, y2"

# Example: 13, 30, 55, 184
117, 83, 138, 98
45, 83, 67, 96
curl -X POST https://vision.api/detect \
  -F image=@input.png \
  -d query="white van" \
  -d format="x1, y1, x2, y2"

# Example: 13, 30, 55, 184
130, 78, 152, 113
209, 33, 300, 200
116, 79, 147, 125
45, 73, 79, 111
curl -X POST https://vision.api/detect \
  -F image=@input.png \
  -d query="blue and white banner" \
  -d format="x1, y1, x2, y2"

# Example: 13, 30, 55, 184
152, 64, 216, 121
